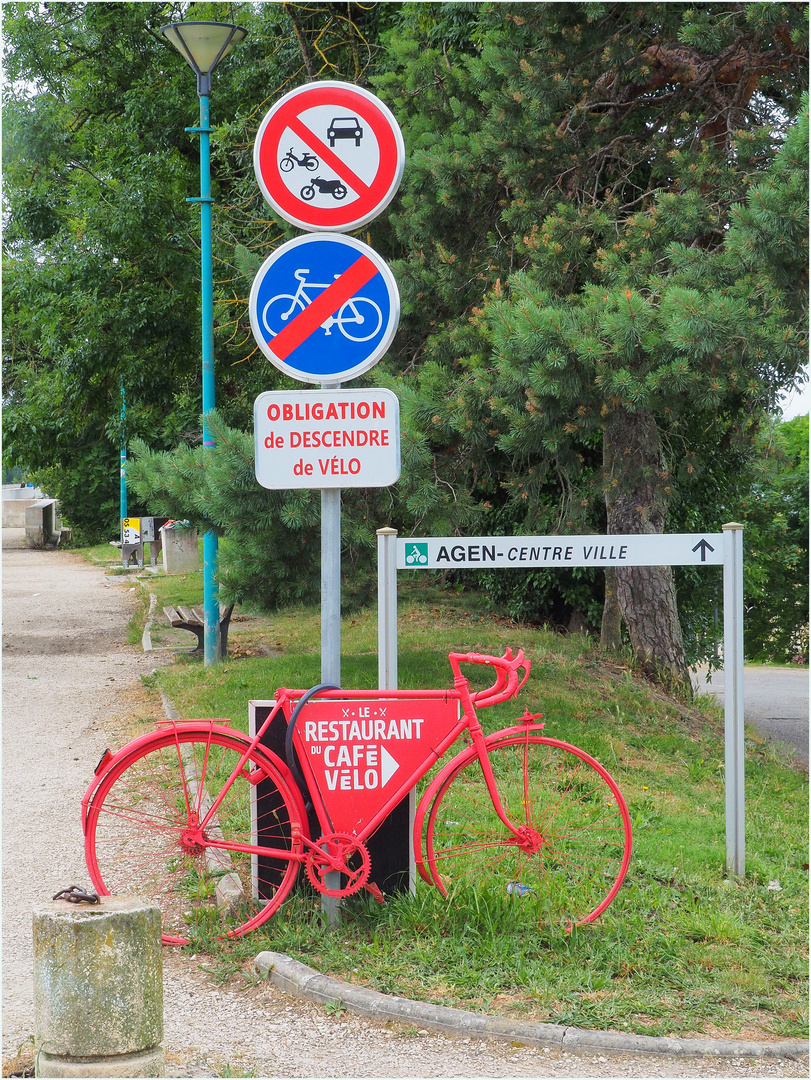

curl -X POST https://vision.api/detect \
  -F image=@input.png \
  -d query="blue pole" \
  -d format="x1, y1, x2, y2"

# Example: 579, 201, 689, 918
188, 94, 219, 665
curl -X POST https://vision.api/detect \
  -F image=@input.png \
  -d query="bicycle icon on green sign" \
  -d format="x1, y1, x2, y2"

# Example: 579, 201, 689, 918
405, 543, 429, 565
262, 268, 383, 343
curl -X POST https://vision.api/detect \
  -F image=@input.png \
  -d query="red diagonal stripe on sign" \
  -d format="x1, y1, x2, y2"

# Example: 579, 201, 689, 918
288, 115, 371, 197
269, 255, 379, 361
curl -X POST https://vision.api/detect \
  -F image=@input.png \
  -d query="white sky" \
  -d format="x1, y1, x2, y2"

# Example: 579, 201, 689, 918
779, 370, 810, 420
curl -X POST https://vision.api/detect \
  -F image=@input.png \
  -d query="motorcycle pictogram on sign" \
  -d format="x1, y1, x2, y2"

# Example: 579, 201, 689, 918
279, 147, 320, 172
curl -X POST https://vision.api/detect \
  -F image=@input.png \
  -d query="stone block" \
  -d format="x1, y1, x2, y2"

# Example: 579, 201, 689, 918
160, 526, 199, 574
36, 1047, 165, 1077
33, 896, 163, 1077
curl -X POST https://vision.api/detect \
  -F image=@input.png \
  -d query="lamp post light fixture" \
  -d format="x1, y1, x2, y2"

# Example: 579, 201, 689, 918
161, 20, 246, 666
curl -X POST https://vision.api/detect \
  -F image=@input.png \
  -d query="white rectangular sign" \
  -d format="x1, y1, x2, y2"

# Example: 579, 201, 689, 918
254, 388, 401, 490
397, 533, 725, 570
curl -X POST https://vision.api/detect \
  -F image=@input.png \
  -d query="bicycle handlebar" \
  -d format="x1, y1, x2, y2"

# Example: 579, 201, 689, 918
447, 648, 530, 708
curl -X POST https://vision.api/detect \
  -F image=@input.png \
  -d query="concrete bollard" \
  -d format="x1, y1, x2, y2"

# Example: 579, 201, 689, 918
160, 525, 199, 574
33, 896, 164, 1078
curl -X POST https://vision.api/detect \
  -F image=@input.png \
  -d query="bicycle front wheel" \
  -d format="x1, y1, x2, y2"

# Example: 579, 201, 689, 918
84, 726, 305, 945
423, 733, 631, 931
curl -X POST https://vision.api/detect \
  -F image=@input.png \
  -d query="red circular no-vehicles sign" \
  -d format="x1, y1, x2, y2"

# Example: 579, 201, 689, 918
254, 81, 405, 232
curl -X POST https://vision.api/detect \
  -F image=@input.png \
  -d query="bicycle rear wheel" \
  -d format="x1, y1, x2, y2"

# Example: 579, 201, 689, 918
423, 733, 631, 931
84, 726, 305, 945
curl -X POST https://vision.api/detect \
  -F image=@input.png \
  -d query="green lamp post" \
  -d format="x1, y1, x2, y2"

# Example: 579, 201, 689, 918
161, 21, 246, 665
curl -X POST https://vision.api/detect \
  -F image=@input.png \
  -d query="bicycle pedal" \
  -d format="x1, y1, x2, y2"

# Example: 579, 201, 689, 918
365, 881, 385, 905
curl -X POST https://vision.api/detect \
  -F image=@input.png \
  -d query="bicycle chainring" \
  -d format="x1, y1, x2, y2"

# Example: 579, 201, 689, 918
305, 833, 371, 897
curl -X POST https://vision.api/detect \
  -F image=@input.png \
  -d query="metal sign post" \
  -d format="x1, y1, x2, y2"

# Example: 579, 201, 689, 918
386, 526, 747, 878
251, 80, 406, 920
321, 404, 342, 924
722, 523, 745, 876
320, 382, 343, 689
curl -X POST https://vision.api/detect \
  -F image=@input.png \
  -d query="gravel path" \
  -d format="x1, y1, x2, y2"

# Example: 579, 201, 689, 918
2, 531, 807, 1079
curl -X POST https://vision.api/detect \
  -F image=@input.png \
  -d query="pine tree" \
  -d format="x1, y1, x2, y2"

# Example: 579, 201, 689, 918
377, 2, 808, 692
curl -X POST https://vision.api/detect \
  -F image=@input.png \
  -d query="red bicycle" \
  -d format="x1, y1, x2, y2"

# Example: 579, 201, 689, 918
82, 649, 632, 945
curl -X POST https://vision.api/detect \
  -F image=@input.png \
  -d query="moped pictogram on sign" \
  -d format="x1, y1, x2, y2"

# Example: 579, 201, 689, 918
254, 81, 405, 232
249, 233, 399, 383
279, 147, 320, 173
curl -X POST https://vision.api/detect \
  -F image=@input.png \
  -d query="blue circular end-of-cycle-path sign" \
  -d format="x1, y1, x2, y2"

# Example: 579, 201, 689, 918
249, 233, 400, 384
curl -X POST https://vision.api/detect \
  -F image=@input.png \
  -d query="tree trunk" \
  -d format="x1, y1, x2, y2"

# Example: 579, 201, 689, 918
603, 407, 691, 697
601, 567, 623, 652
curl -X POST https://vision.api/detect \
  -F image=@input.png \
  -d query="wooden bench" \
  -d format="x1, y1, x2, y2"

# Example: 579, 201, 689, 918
163, 603, 234, 657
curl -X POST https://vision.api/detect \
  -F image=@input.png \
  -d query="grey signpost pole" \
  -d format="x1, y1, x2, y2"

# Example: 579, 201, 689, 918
377, 528, 398, 691
321, 385, 342, 924
722, 523, 745, 876
321, 383, 342, 689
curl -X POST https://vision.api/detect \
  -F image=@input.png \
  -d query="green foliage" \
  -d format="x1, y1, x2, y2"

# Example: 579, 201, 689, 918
4, 2, 808, 672
741, 414, 809, 662
2, 1, 398, 540
374, 4, 808, 671
2, 1, 203, 538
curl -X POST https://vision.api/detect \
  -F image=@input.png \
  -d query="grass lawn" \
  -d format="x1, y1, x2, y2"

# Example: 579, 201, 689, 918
86, 543, 809, 1041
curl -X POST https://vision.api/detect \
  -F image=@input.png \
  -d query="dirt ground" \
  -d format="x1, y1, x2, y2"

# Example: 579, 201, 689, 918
2, 531, 807, 1079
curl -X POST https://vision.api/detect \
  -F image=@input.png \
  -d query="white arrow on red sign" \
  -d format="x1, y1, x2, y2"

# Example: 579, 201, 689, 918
380, 745, 399, 787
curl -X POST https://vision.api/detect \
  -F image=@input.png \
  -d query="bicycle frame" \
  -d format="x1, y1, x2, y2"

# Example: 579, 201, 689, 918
83, 649, 533, 873
280, 648, 534, 850
292, 268, 338, 305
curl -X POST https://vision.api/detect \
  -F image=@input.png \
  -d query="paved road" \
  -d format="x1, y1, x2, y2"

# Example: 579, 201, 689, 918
693, 665, 809, 765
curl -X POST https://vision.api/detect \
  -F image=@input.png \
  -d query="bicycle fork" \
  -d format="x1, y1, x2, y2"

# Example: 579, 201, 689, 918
461, 687, 546, 854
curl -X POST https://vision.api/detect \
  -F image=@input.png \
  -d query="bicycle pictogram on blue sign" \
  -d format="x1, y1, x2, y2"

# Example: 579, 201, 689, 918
249, 233, 400, 385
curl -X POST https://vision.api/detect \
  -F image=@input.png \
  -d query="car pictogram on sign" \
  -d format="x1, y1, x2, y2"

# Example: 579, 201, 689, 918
254, 81, 404, 232
327, 116, 363, 146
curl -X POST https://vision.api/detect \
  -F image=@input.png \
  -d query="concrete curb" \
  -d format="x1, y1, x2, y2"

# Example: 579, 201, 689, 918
253, 951, 808, 1061
141, 592, 157, 652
